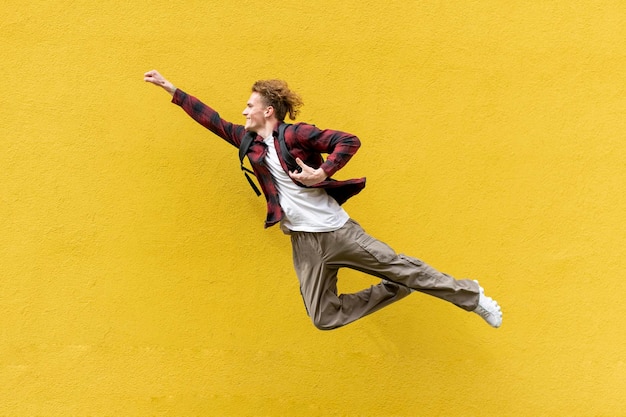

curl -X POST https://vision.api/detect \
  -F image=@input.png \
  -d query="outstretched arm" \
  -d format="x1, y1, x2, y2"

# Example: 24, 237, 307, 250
143, 70, 246, 147
144, 70, 177, 96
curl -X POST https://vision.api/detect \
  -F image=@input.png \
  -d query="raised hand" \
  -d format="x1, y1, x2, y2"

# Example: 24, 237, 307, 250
143, 70, 176, 96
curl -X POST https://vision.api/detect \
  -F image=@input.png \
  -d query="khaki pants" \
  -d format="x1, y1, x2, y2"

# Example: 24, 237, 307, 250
290, 219, 480, 330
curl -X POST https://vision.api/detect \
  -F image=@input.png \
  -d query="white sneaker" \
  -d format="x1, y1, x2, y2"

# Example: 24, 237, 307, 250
472, 281, 502, 328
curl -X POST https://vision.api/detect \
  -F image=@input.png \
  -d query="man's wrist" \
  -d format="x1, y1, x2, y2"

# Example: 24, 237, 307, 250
316, 167, 328, 182
319, 163, 335, 178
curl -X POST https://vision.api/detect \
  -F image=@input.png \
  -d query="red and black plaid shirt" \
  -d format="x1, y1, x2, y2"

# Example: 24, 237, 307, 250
172, 89, 366, 228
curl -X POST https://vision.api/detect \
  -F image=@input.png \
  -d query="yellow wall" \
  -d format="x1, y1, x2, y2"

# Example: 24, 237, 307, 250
2, 1, 625, 415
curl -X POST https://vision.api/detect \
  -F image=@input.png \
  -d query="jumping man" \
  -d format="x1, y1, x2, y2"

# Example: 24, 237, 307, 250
143, 70, 503, 330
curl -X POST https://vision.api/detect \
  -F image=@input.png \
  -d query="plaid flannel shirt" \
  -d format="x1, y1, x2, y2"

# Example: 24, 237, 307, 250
172, 89, 366, 228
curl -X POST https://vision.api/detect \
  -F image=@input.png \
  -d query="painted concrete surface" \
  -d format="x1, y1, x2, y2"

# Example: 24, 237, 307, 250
2, 1, 625, 415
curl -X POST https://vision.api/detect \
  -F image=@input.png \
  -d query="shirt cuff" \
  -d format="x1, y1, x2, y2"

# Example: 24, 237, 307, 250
171, 88, 185, 105
320, 161, 338, 177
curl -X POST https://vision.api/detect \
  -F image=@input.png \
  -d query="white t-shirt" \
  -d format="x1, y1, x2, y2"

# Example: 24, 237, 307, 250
263, 135, 349, 232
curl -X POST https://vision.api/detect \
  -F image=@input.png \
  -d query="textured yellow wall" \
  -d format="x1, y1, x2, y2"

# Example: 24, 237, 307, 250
2, 1, 625, 416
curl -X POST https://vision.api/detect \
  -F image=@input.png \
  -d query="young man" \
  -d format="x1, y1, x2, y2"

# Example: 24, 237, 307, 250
143, 70, 503, 330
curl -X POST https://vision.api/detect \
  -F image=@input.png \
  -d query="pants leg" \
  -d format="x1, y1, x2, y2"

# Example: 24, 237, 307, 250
291, 219, 480, 330
291, 227, 412, 330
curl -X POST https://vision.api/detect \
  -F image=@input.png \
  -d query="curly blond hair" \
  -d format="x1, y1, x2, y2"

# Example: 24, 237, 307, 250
251, 79, 303, 121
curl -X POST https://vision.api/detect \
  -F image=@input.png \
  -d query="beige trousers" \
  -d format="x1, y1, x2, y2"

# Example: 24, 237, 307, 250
290, 219, 480, 330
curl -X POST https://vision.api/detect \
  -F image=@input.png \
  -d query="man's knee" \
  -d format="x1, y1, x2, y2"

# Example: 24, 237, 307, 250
312, 315, 339, 331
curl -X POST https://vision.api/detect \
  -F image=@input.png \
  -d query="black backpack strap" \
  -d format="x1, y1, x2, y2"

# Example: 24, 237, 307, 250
277, 123, 301, 173
237, 125, 301, 197
238, 132, 261, 197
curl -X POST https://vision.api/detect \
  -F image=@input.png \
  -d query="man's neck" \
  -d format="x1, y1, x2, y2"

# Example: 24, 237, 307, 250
255, 120, 279, 139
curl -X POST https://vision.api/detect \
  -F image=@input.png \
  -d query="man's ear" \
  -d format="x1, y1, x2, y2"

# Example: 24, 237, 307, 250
264, 106, 274, 118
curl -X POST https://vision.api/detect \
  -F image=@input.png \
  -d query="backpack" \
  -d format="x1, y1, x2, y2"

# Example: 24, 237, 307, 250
238, 123, 299, 196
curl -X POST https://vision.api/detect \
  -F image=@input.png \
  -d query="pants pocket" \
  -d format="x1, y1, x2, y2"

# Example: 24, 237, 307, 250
355, 234, 398, 264
398, 254, 425, 267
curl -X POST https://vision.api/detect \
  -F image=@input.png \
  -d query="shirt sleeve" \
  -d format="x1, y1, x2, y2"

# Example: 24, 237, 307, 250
172, 89, 247, 148
291, 123, 361, 177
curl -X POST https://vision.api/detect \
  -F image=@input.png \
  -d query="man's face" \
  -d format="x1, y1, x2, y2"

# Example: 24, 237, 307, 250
243, 92, 269, 133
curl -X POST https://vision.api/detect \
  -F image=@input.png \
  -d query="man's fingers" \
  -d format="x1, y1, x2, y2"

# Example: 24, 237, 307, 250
295, 158, 306, 168
295, 158, 315, 173
144, 70, 176, 96
143, 70, 163, 83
